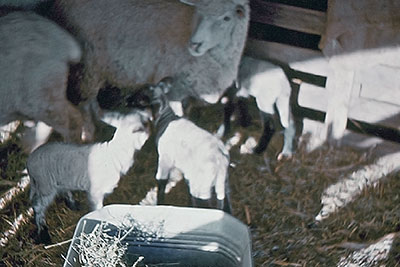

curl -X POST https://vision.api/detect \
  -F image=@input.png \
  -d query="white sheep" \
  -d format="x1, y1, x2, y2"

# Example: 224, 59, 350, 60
149, 79, 232, 213
222, 56, 296, 159
27, 109, 150, 243
0, 11, 86, 150
52, 0, 250, 133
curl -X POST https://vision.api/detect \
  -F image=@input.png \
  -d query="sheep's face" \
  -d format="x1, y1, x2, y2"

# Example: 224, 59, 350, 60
181, 0, 249, 56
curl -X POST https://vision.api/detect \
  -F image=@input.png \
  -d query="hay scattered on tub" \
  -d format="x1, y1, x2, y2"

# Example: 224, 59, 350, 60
68, 215, 166, 266
70, 220, 130, 266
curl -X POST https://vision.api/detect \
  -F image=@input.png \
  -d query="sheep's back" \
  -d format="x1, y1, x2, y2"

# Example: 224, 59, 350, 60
158, 119, 229, 174
27, 142, 91, 195
53, 0, 241, 100
55, 0, 193, 85
239, 56, 290, 105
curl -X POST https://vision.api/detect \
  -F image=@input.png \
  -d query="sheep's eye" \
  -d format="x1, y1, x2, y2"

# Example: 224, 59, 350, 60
223, 16, 231, 22
236, 5, 245, 18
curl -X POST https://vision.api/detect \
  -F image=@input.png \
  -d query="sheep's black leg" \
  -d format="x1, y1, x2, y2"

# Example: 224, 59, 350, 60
254, 112, 275, 154
63, 191, 79, 211
216, 177, 233, 214
32, 192, 55, 244
37, 225, 52, 245
222, 83, 239, 136
223, 97, 235, 137
191, 196, 212, 209
157, 179, 168, 205
223, 177, 233, 214
237, 97, 252, 128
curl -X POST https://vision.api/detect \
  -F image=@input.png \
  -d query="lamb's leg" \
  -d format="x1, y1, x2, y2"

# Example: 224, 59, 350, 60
222, 97, 235, 136
63, 191, 79, 210
155, 156, 172, 205
221, 83, 239, 136
237, 97, 252, 128
32, 192, 56, 244
253, 112, 275, 154
276, 94, 295, 160
191, 196, 212, 209
279, 117, 296, 160
223, 177, 233, 214
88, 191, 104, 210
215, 175, 232, 214
157, 179, 168, 205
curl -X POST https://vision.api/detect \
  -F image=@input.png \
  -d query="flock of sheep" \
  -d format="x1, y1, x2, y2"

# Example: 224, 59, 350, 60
0, 0, 297, 244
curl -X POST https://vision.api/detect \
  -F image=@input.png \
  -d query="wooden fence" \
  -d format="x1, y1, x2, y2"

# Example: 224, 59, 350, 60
245, 0, 400, 148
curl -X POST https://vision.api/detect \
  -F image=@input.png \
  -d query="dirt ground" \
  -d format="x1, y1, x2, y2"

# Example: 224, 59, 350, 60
0, 100, 399, 266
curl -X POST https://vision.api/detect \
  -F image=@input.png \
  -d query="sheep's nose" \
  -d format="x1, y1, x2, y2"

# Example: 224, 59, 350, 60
190, 41, 203, 53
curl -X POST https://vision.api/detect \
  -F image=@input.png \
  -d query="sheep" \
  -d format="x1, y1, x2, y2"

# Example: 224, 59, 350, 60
145, 78, 232, 213
0, 0, 51, 9
0, 11, 87, 151
27, 109, 150, 244
51, 0, 250, 134
222, 56, 296, 159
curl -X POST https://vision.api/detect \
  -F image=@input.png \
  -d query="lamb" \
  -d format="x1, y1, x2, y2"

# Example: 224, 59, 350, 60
27, 109, 150, 243
0, 11, 86, 151
222, 56, 296, 159
51, 0, 250, 133
147, 78, 232, 213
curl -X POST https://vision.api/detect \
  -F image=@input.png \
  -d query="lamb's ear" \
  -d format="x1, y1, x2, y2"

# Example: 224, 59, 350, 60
158, 77, 173, 94
101, 112, 120, 128
180, 0, 200, 6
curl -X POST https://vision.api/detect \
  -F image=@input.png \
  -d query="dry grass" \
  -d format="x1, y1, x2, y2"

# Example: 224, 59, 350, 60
0, 100, 399, 266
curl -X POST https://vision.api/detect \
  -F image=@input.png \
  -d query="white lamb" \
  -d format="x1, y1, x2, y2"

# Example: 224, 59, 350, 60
223, 56, 296, 159
52, 0, 250, 133
27, 109, 150, 243
149, 79, 232, 213
0, 11, 86, 151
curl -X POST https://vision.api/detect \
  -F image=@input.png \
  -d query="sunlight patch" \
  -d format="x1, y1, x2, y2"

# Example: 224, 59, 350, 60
0, 174, 30, 210
337, 232, 397, 267
316, 152, 400, 221
0, 207, 33, 247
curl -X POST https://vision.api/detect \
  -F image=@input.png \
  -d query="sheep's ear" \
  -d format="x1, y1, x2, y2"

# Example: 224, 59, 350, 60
101, 112, 120, 128
180, 0, 200, 6
158, 77, 173, 94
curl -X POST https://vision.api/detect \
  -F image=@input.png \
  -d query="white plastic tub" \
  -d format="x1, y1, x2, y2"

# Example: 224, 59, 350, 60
63, 204, 253, 267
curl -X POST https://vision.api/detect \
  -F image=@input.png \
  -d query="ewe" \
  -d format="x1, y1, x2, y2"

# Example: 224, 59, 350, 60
52, 0, 250, 133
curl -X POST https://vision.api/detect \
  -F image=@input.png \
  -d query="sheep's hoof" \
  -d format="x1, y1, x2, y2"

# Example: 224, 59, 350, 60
65, 199, 80, 211
277, 152, 293, 161
253, 144, 267, 154
36, 227, 52, 245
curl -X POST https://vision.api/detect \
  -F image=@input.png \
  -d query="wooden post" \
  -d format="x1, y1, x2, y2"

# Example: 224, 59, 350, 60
322, 56, 355, 144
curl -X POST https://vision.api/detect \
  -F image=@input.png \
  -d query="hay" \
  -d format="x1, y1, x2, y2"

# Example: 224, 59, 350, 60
66, 215, 165, 266
0, 100, 399, 266
69, 220, 130, 267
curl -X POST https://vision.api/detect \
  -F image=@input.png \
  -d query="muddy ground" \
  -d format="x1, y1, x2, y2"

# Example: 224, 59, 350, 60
0, 100, 399, 266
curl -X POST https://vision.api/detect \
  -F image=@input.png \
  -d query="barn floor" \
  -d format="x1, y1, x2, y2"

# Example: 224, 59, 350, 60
0, 99, 399, 266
